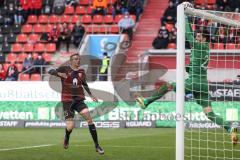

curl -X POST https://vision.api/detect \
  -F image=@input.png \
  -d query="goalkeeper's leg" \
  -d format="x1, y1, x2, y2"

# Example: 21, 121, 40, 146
135, 81, 174, 109
197, 96, 238, 145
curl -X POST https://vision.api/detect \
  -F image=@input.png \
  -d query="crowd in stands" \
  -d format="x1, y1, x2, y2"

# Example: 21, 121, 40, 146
0, 0, 145, 81
153, 0, 240, 49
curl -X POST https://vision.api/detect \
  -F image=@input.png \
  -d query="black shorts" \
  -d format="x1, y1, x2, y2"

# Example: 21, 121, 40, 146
63, 100, 88, 120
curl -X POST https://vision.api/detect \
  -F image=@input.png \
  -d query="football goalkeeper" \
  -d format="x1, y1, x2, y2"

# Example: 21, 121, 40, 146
136, 18, 238, 144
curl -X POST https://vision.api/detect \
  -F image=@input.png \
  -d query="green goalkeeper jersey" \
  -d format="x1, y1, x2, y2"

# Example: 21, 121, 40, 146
185, 19, 210, 79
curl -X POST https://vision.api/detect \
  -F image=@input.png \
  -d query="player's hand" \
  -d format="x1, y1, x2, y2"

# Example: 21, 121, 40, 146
57, 73, 67, 79
91, 96, 98, 102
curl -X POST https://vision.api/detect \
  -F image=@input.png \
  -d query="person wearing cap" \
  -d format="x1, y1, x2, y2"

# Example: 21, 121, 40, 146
118, 11, 135, 41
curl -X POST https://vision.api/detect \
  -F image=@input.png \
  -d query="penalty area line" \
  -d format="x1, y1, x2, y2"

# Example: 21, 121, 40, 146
0, 144, 56, 152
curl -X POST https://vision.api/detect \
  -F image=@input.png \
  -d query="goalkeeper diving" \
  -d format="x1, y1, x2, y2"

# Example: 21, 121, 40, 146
135, 6, 238, 145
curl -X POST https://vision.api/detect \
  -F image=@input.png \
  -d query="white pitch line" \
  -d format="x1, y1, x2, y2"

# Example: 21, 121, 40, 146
0, 144, 56, 152
73, 144, 174, 149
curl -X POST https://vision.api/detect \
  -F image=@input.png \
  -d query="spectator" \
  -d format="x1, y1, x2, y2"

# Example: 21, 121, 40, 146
0, 52, 5, 64
22, 53, 34, 74
31, 0, 43, 15
99, 52, 110, 81
91, 0, 108, 18
5, 62, 18, 81
65, 0, 79, 7
216, 0, 230, 11
161, 1, 176, 25
127, 0, 143, 22
14, 5, 24, 24
118, 11, 135, 41
0, 64, 6, 81
53, 0, 65, 15
42, 0, 53, 14
48, 24, 60, 48
113, 0, 127, 16
152, 31, 169, 49
20, 0, 30, 14
71, 21, 85, 47
0, 0, 4, 7
169, 27, 176, 43
228, 0, 240, 12
60, 23, 71, 52
4, 4, 15, 25
33, 54, 46, 73
227, 27, 238, 43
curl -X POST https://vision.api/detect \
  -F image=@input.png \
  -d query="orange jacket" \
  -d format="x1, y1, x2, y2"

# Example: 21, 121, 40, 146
93, 0, 108, 9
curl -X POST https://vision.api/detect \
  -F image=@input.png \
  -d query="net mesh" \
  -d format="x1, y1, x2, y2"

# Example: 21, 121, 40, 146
184, 9, 240, 160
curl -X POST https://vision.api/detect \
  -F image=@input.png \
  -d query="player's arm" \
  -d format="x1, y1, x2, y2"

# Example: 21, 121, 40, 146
82, 77, 98, 102
48, 66, 67, 79
185, 17, 195, 45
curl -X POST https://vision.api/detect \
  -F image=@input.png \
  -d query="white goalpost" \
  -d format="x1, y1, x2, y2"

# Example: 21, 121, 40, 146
176, 3, 240, 160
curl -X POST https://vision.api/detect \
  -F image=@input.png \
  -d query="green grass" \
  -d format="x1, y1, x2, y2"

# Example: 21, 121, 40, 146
0, 128, 240, 160
0, 128, 175, 160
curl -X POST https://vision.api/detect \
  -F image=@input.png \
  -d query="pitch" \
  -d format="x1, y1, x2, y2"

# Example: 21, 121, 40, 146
0, 128, 175, 160
1, 128, 240, 160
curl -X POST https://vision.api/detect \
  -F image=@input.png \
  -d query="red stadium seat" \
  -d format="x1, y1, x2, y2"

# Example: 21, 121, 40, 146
93, 15, 103, 24
21, 24, 32, 34
19, 73, 30, 81
75, 6, 86, 15
46, 43, 56, 53
16, 63, 23, 72
80, 0, 89, 5
82, 15, 92, 24
49, 15, 59, 24
34, 43, 45, 52
71, 15, 81, 24
207, 0, 216, 5
29, 34, 39, 43
60, 15, 71, 23
17, 34, 28, 43
38, 15, 49, 24
6, 53, 17, 63
17, 53, 27, 62
213, 43, 224, 49
45, 24, 53, 33
109, 25, 119, 33
225, 43, 236, 49
33, 24, 44, 33
3, 63, 10, 71
27, 15, 38, 24
42, 53, 52, 62
87, 6, 94, 14
87, 25, 99, 34
114, 15, 123, 23
195, 0, 204, 5
64, 6, 74, 14
31, 74, 41, 81
24, 43, 34, 52
11, 43, 22, 52
99, 25, 107, 34
104, 15, 113, 24
167, 43, 176, 49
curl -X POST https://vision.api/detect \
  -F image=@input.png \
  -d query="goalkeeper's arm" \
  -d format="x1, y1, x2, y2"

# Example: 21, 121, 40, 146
185, 17, 195, 45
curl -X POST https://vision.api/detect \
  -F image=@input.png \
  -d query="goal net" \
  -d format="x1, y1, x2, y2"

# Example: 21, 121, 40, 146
176, 3, 240, 160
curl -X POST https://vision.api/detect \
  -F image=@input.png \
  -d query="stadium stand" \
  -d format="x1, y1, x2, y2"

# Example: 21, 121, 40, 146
1, 0, 144, 81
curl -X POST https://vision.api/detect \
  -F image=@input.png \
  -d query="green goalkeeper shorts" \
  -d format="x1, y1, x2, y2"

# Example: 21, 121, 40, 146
171, 77, 211, 107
